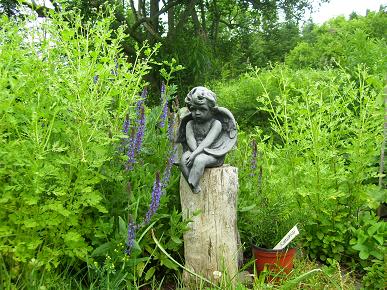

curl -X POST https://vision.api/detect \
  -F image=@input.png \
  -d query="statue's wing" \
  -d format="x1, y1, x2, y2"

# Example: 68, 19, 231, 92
204, 107, 237, 157
175, 112, 192, 145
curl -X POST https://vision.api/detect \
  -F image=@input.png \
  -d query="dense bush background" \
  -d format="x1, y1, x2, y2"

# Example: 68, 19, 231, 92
0, 7, 386, 290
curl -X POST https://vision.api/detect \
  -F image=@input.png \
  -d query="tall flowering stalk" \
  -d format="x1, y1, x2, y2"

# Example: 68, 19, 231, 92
125, 170, 168, 256
122, 115, 130, 134
135, 106, 145, 153
137, 88, 147, 111
124, 89, 179, 256
145, 172, 162, 224
159, 82, 168, 128
125, 221, 137, 256
118, 115, 131, 153
123, 88, 147, 170
125, 127, 137, 171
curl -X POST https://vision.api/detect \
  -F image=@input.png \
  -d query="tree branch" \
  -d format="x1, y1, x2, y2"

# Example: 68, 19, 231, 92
175, 0, 198, 32
129, 0, 139, 22
130, 0, 182, 32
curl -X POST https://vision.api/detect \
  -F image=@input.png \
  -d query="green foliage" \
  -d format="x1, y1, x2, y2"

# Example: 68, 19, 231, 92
256, 65, 382, 261
0, 11, 187, 288
228, 130, 300, 249
1, 4, 386, 289
286, 11, 387, 76
350, 212, 386, 289
214, 66, 344, 131
225, 64, 384, 287
0, 11, 143, 269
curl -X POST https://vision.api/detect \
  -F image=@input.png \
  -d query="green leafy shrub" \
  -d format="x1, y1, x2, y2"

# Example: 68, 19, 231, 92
0, 11, 143, 269
213, 66, 345, 131
226, 64, 384, 287
350, 212, 386, 289
228, 130, 301, 250
0, 11, 186, 288
286, 11, 387, 76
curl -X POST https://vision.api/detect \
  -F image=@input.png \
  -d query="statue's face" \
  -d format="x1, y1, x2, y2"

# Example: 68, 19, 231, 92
190, 102, 212, 123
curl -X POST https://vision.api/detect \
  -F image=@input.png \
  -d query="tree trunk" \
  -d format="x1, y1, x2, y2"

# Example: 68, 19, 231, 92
191, 7, 200, 34
175, 0, 197, 34
150, 0, 160, 37
180, 166, 239, 285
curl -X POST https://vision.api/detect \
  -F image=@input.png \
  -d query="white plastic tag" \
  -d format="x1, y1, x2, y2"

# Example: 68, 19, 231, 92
273, 225, 299, 250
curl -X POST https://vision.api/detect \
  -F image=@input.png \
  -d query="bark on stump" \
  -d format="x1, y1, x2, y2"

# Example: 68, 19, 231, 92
180, 165, 239, 285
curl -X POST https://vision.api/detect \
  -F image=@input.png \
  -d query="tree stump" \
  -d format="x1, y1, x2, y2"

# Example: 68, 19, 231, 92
180, 165, 239, 285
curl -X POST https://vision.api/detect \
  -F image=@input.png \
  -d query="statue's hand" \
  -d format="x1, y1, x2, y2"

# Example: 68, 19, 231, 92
185, 153, 196, 167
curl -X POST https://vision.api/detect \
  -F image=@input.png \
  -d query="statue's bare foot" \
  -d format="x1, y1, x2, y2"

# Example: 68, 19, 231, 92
192, 185, 201, 194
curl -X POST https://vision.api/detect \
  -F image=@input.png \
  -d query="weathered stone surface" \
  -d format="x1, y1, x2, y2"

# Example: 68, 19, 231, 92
180, 166, 239, 284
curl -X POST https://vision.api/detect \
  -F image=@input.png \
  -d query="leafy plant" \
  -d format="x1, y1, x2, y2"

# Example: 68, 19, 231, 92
0, 10, 188, 289
228, 130, 301, 251
286, 11, 387, 76
350, 212, 386, 289
225, 63, 384, 288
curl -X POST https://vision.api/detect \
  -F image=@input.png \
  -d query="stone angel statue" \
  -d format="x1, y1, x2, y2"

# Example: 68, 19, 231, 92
176, 86, 237, 193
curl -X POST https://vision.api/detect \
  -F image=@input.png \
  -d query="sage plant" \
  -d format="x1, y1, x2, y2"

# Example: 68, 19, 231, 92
123, 88, 147, 170
124, 221, 137, 256
145, 172, 162, 224
125, 127, 137, 171
135, 88, 147, 153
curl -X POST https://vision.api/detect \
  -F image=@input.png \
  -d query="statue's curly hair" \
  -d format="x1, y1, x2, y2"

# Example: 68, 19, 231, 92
185, 86, 217, 109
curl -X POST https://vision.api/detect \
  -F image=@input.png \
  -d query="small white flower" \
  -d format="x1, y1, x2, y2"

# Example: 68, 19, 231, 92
213, 270, 222, 280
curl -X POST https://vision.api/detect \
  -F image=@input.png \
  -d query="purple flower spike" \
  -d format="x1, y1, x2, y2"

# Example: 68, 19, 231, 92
93, 75, 99, 84
119, 116, 131, 152
137, 88, 147, 112
145, 172, 162, 224
126, 127, 136, 171
135, 106, 146, 153
159, 102, 168, 128
161, 82, 166, 97
125, 221, 137, 256
161, 147, 176, 191
122, 116, 130, 135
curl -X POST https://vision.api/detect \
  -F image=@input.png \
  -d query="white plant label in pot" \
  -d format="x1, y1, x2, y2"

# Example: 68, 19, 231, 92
273, 225, 299, 250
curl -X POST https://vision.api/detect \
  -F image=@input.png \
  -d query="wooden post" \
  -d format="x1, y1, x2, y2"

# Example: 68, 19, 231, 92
180, 165, 239, 285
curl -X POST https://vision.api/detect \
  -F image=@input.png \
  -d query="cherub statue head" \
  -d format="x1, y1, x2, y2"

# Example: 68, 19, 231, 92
185, 87, 217, 123
185, 86, 217, 108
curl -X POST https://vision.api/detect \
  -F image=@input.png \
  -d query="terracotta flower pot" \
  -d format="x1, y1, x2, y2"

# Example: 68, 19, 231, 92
252, 245, 296, 278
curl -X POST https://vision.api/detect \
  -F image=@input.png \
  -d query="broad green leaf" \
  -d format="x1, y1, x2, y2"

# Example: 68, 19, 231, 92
145, 266, 155, 281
